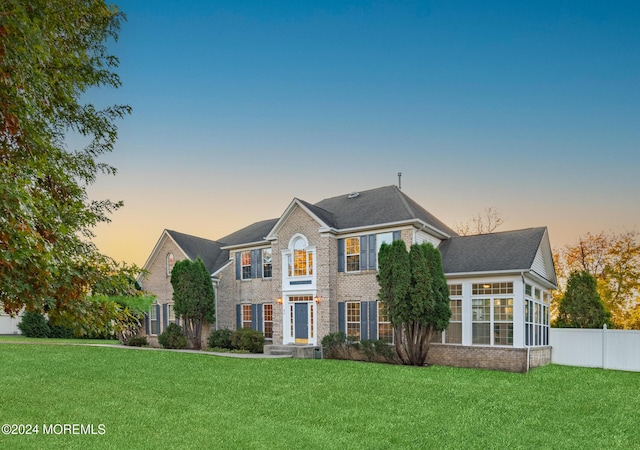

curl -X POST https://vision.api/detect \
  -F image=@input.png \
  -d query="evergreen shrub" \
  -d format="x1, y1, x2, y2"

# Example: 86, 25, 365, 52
230, 329, 264, 353
158, 323, 187, 349
208, 329, 233, 349
17, 311, 50, 338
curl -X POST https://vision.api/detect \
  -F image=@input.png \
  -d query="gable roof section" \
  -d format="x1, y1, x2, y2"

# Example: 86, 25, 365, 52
297, 198, 337, 228
439, 227, 556, 286
218, 218, 279, 248
165, 230, 225, 274
265, 185, 456, 241
312, 185, 457, 236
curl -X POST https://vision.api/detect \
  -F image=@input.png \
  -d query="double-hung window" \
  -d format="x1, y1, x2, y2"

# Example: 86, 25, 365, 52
446, 284, 463, 344
472, 298, 491, 344
493, 298, 514, 345
149, 305, 159, 335
346, 302, 360, 340
241, 251, 252, 279
263, 304, 273, 340
262, 248, 272, 278
167, 304, 176, 324
242, 304, 252, 329
525, 283, 549, 346
345, 237, 360, 272
166, 253, 174, 276
377, 302, 393, 343
472, 283, 513, 346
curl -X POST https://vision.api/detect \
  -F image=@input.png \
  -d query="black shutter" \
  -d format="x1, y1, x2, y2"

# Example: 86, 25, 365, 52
256, 305, 263, 332
251, 304, 258, 330
360, 302, 368, 340
369, 301, 378, 340
235, 252, 241, 280
236, 304, 241, 330
144, 313, 150, 335
338, 302, 345, 333
368, 234, 376, 269
360, 236, 367, 270
155, 304, 161, 334
162, 303, 168, 333
250, 250, 259, 279
338, 239, 345, 272
256, 250, 263, 278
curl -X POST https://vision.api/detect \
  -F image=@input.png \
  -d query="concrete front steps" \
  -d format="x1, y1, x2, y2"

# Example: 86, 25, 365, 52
264, 344, 322, 359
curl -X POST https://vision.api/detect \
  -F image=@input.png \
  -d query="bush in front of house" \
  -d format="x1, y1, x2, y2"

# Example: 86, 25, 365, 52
321, 331, 350, 359
360, 339, 397, 362
322, 332, 397, 363
158, 323, 187, 349
48, 324, 74, 339
17, 310, 50, 338
208, 329, 233, 349
230, 328, 265, 353
124, 335, 148, 347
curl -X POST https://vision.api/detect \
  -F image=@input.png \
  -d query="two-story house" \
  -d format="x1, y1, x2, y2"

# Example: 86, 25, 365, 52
140, 185, 556, 372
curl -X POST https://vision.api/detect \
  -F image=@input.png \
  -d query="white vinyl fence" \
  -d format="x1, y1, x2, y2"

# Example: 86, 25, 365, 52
550, 326, 640, 372
0, 312, 21, 335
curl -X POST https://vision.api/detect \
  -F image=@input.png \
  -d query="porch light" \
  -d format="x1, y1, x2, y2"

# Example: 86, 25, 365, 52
277, 297, 282, 304
314, 296, 322, 304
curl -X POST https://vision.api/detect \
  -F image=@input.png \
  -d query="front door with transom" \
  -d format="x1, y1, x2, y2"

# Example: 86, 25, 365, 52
284, 295, 316, 345
294, 303, 308, 344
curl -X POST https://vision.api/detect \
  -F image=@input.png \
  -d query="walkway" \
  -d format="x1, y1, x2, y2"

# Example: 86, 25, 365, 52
0, 340, 293, 358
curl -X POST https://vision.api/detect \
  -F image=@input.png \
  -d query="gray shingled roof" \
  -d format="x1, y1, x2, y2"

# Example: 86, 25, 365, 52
166, 230, 225, 274
296, 198, 337, 228
312, 185, 457, 236
438, 227, 546, 274
218, 218, 279, 247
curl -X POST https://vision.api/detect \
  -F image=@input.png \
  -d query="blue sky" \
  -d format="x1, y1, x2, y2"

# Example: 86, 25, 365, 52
88, 0, 640, 266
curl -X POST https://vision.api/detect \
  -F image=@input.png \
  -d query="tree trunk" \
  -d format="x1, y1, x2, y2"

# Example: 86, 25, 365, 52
183, 318, 202, 350
395, 322, 434, 366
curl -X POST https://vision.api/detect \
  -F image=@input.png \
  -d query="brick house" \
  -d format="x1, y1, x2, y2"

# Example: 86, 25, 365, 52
140, 185, 557, 372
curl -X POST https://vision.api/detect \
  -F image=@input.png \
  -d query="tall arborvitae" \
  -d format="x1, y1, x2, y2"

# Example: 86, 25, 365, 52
378, 241, 451, 366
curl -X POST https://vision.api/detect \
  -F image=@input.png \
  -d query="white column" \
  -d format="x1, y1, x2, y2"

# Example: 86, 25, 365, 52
462, 281, 473, 346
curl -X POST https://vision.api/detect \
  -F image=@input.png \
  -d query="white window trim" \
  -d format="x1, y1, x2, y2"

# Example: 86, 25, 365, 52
524, 282, 550, 347
240, 250, 252, 280
346, 301, 361, 340
377, 302, 394, 344
263, 304, 273, 340
262, 248, 273, 279
149, 305, 159, 336
345, 237, 360, 273
166, 253, 174, 277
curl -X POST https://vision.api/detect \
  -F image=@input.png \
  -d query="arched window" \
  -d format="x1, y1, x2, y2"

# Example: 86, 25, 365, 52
166, 252, 174, 276
288, 235, 313, 277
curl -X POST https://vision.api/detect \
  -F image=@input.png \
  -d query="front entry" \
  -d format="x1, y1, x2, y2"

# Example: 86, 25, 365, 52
294, 303, 309, 344
282, 295, 316, 345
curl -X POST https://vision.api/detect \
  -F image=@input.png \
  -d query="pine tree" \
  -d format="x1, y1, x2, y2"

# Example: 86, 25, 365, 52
555, 270, 611, 328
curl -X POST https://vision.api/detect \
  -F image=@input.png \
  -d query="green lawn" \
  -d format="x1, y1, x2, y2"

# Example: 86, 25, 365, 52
0, 335, 120, 345
0, 343, 638, 449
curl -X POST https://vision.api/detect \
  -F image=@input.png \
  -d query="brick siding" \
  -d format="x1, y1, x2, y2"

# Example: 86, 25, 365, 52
427, 344, 551, 373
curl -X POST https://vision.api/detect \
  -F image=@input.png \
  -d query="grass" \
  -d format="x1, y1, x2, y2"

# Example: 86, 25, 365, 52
0, 335, 120, 345
0, 343, 639, 449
